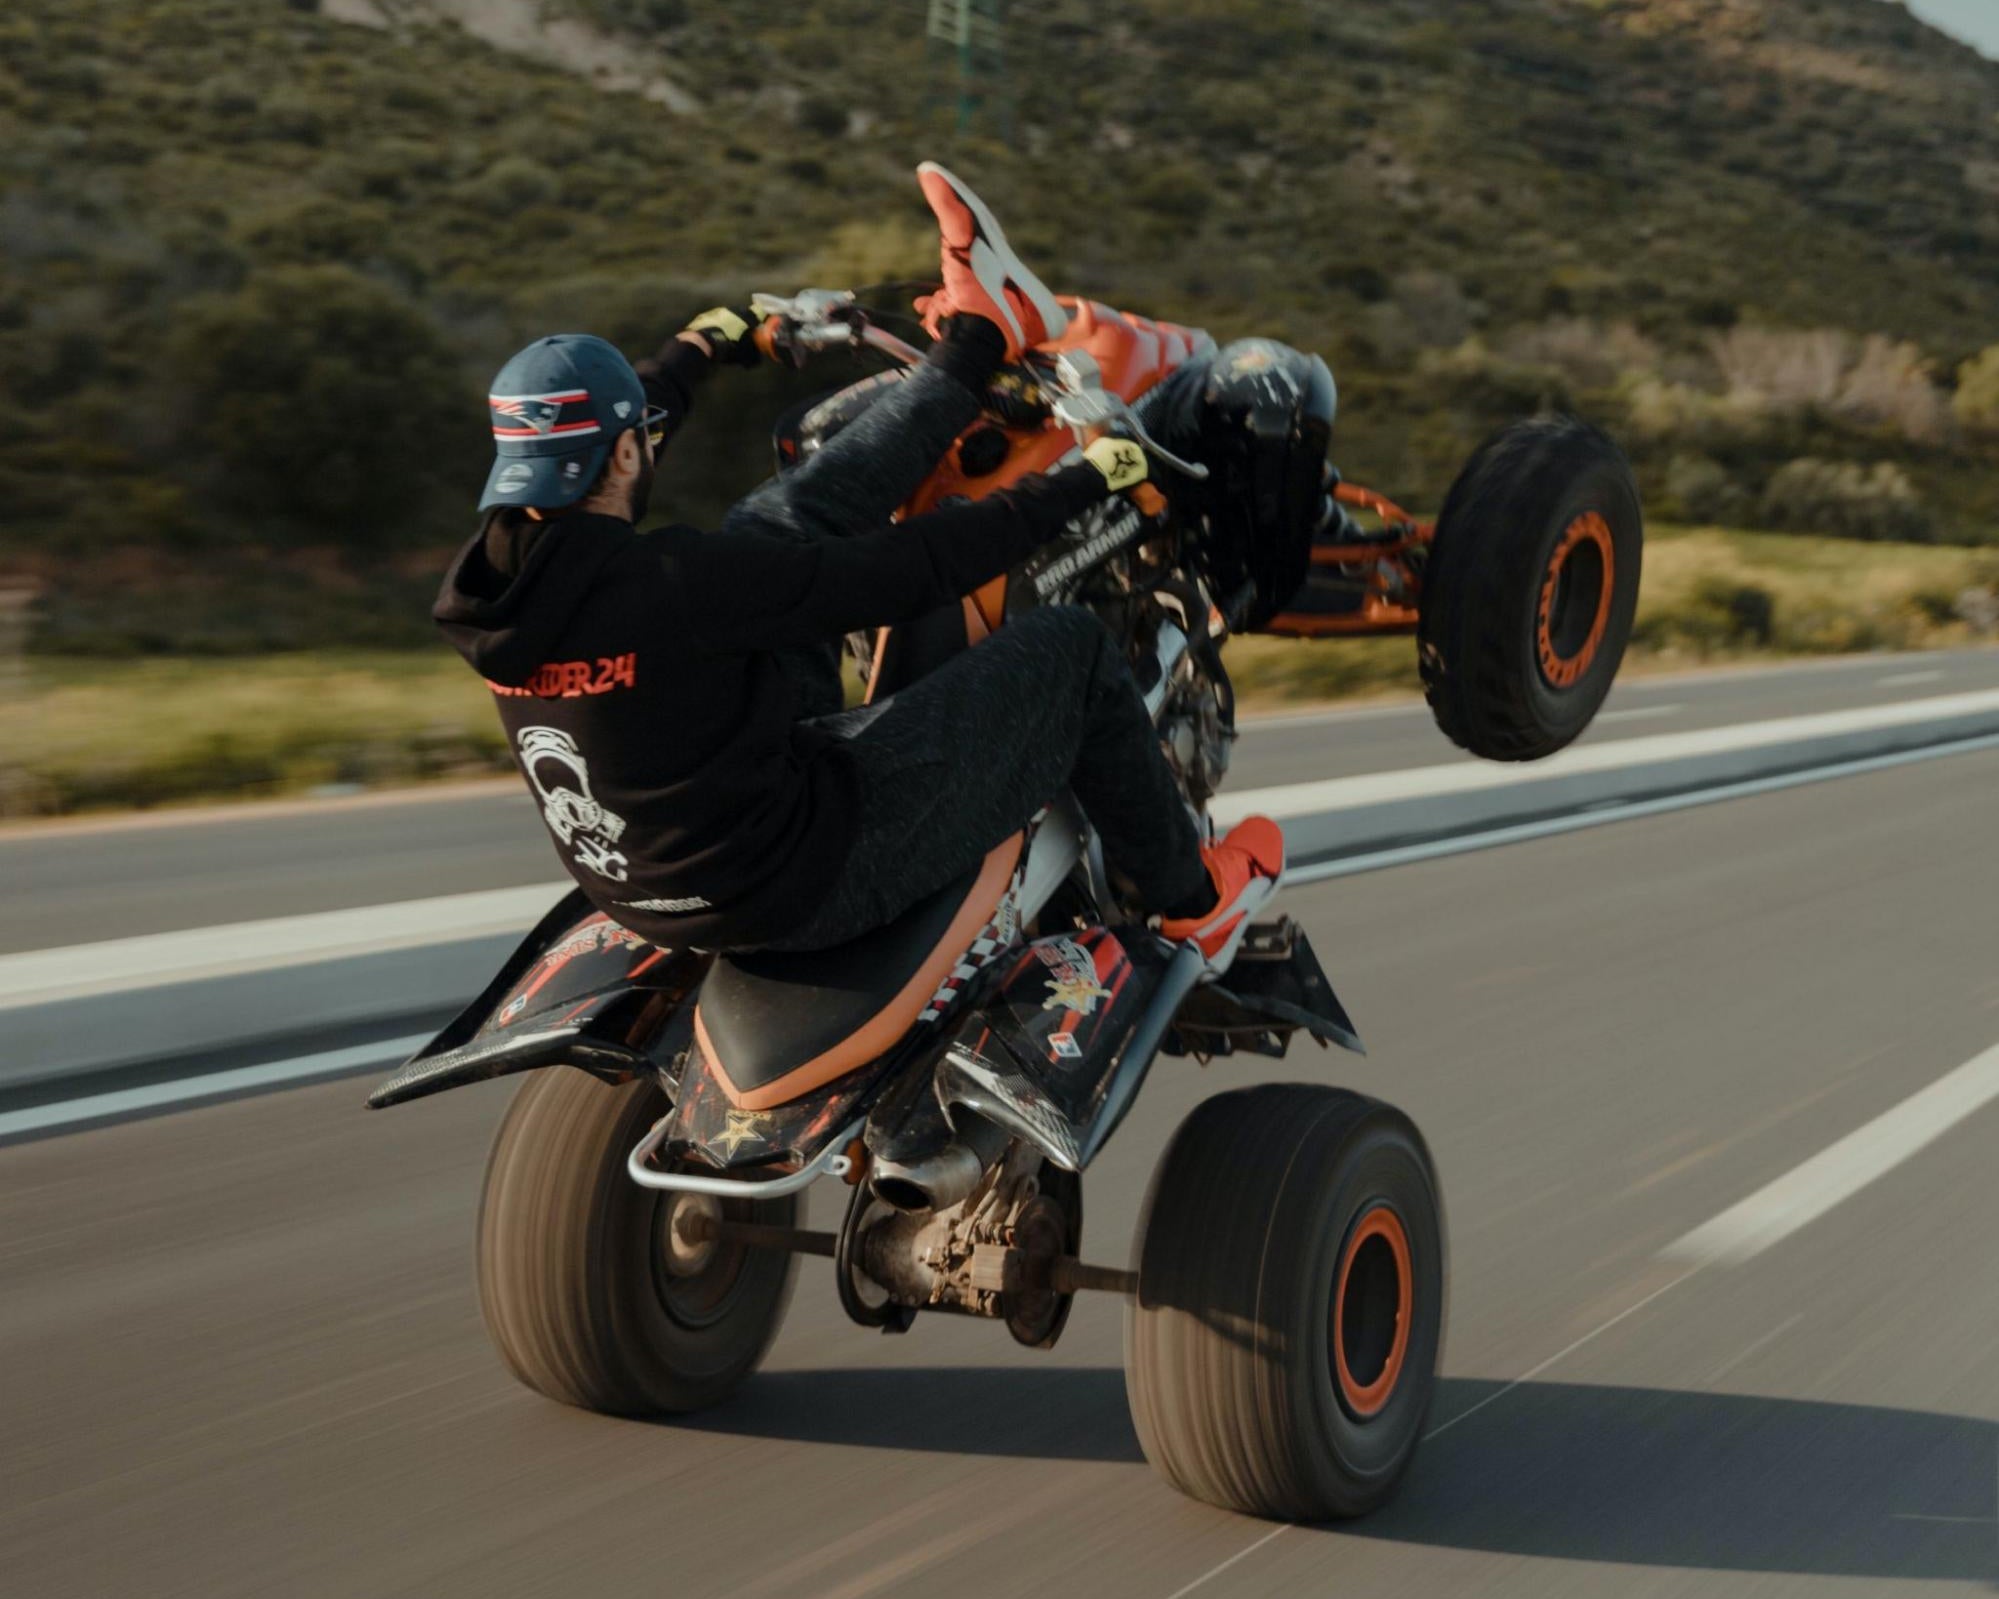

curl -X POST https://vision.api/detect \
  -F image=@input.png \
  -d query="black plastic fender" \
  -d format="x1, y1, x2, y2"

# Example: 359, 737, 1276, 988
364, 889, 708, 1109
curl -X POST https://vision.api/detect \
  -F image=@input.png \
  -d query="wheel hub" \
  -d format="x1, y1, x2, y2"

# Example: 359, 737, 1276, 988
1537, 511, 1615, 689
662, 1193, 723, 1278
1332, 1204, 1413, 1419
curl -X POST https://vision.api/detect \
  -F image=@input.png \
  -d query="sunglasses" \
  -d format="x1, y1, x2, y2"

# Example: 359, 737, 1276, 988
641, 405, 673, 452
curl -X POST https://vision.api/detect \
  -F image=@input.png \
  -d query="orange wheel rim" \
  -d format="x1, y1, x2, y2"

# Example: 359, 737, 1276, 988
1333, 1205, 1413, 1419
1537, 512, 1615, 690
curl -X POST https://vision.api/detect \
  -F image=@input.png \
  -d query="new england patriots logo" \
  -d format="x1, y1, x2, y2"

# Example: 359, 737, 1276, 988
489, 389, 600, 442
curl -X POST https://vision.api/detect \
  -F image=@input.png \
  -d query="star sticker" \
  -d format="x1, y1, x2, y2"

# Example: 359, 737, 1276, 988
710, 1109, 766, 1159
1044, 974, 1112, 1015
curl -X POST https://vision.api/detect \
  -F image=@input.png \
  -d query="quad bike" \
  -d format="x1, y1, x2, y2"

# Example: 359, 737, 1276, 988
367, 288, 1642, 1521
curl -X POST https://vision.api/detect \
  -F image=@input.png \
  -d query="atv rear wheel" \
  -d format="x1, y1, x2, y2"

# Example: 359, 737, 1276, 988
1419, 417, 1643, 760
479, 1069, 796, 1416
1125, 1084, 1444, 1521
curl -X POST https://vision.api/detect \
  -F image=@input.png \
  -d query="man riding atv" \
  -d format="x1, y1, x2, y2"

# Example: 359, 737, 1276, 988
434, 163, 1284, 969
387, 160, 1640, 1528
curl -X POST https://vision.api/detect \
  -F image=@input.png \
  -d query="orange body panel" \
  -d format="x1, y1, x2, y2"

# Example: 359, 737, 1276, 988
899, 299, 1210, 636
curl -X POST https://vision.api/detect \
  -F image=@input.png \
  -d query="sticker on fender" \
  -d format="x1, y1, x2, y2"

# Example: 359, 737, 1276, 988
1037, 936, 1111, 1015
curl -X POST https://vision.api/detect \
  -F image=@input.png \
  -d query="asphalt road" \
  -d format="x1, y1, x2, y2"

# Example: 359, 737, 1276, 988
4, 646, 1997, 955
4, 742, 1996, 1597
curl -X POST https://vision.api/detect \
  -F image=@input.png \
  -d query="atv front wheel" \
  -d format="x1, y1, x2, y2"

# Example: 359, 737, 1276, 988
478, 1069, 796, 1416
1125, 1084, 1444, 1520
1419, 417, 1643, 760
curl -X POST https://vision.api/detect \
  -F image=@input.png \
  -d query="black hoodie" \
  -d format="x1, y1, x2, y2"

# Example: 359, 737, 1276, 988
434, 416, 1110, 951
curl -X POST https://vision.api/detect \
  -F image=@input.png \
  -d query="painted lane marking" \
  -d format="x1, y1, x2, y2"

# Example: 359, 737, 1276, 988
0, 1034, 431, 1143
1594, 703, 1684, 724
1420, 1270, 1703, 1442
0, 885, 567, 1011
1237, 698, 1424, 731
1163, 1524, 1293, 1599
1878, 669, 1945, 688
1662, 1039, 1999, 1268
1216, 686, 1999, 824
1285, 731, 1999, 885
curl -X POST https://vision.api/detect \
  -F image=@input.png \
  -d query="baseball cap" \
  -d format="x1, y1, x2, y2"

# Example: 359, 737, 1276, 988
480, 334, 648, 512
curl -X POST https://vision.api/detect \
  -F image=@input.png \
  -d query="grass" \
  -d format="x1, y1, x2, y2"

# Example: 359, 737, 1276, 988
1, 649, 504, 816
1227, 525, 1999, 710
5, 527, 1995, 817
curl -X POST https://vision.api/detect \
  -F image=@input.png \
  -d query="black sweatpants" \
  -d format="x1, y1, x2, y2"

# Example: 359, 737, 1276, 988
722, 363, 1209, 952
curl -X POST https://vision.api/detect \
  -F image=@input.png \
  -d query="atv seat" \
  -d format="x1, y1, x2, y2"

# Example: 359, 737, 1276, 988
695, 835, 1022, 1111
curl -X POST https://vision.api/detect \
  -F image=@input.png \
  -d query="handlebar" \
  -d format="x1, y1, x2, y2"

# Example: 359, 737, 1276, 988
748, 290, 926, 366
747, 288, 1209, 482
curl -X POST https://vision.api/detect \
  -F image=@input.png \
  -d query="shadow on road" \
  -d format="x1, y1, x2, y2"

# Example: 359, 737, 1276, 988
673, 1364, 1143, 1463
685, 1369, 1996, 1581
1357, 1378, 1999, 1583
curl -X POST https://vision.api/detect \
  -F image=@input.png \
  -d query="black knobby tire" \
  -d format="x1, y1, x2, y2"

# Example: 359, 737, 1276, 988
1418, 417, 1643, 761
478, 1069, 796, 1416
1125, 1084, 1445, 1521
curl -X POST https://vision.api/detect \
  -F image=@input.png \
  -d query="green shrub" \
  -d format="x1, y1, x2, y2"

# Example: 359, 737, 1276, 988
1760, 458, 1931, 542
1634, 574, 1777, 653
163, 265, 478, 538
1954, 346, 1999, 439
460, 156, 560, 215
238, 198, 394, 266
1663, 452, 1751, 524
1417, 339, 1572, 417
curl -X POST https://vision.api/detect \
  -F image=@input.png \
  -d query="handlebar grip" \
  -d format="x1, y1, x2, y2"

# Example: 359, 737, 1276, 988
1131, 483, 1168, 518
753, 317, 783, 362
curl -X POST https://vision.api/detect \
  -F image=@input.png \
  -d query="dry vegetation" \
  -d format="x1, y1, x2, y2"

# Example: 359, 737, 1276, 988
6, 530, 1994, 816
3, 0, 1998, 811
2, 0, 1998, 654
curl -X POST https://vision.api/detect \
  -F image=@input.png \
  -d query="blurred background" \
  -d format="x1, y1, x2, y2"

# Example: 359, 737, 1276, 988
1, 0, 1996, 817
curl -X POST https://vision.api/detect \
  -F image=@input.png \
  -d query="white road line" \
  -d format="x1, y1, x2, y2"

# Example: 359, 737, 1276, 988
1162, 1524, 1294, 1599
1420, 1269, 1703, 1442
1878, 670, 1945, 688
1284, 731, 1999, 886
1217, 686, 1999, 823
1238, 698, 1422, 731
0, 885, 566, 1011
1594, 703, 1684, 724
0, 1033, 431, 1141
1662, 1039, 1999, 1268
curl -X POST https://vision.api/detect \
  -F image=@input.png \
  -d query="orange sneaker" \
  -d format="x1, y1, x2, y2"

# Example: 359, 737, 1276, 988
1158, 816, 1286, 973
914, 161, 1069, 361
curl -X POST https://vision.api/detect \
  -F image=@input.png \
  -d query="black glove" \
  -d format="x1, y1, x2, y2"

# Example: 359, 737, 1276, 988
983, 367, 1050, 427
680, 306, 765, 368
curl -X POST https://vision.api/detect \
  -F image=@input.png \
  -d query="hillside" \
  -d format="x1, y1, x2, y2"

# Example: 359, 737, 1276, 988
3, 0, 1997, 651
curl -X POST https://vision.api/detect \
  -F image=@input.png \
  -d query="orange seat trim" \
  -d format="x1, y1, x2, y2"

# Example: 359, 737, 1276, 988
697, 832, 1024, 1112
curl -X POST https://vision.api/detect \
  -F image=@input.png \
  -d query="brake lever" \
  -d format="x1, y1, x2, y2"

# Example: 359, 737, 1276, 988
1041, 350, 1210, 481
748, 289, 864, 355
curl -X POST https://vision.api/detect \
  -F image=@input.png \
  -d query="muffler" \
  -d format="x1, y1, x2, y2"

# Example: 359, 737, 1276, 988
868, 1114, 1009, 1213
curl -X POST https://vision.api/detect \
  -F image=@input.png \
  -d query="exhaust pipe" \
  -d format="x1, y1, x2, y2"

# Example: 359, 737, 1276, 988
869, 1115, 1009, 1213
